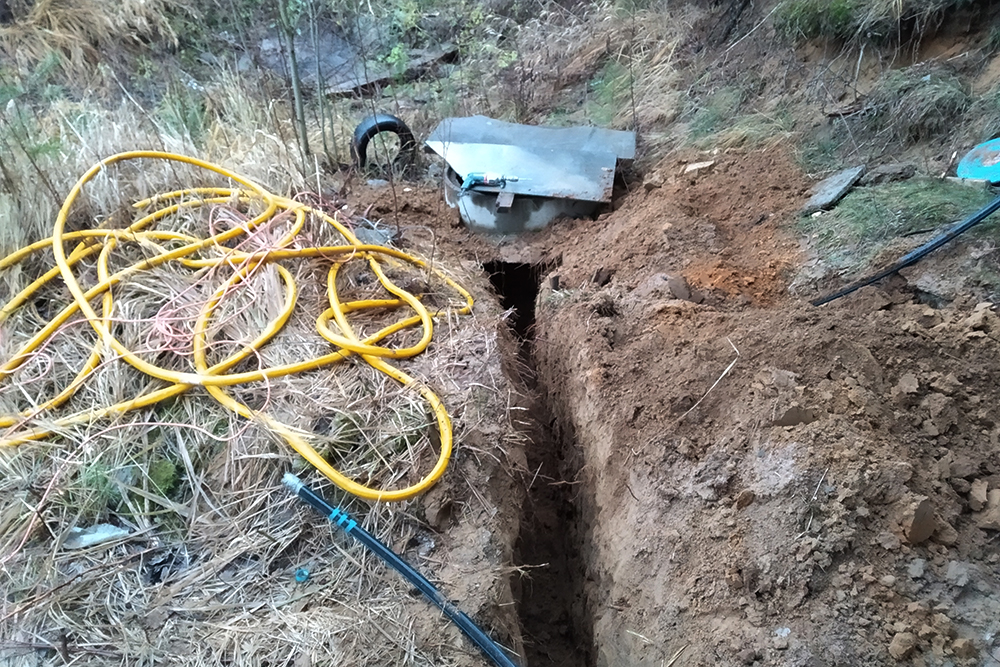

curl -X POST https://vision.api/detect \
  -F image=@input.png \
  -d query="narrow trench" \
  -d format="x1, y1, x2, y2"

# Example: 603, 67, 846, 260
482, 261, 595, 667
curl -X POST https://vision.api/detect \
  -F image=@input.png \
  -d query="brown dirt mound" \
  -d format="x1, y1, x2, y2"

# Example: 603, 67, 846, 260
527, 147, 1000, 666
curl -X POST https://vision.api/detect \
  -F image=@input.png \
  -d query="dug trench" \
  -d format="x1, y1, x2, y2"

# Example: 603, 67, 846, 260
484, 259, 596, 667
362, 148, 1000, 666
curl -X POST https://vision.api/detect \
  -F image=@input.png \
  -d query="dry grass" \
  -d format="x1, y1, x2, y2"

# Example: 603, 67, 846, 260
0, 152, 523, 666
500, 1, 686, 132
0, 0, 190, 69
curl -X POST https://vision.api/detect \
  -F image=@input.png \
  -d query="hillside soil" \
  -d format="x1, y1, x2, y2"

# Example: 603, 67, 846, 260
356, 143, 1000, 667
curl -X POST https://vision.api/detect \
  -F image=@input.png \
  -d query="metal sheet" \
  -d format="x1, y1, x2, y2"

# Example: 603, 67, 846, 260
425, 116, 636, 203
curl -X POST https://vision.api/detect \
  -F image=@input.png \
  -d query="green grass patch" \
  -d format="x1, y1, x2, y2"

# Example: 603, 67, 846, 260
688, 87, 743, 140
775, 0, 857, 41
775, 0, 976, 46
800, 178, 996, 272
585, 59, 631, 127
862, 67, 969, 145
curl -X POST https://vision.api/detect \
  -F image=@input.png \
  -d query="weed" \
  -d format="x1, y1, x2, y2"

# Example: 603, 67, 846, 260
797, 128, 849, 176
775, 0, 857, 42
148, 456, 178, 495
861, 66, 969, 145
800, 178, 995, 272
74, 461, 125, 519
687, 87, 743, 140
586, 59, 631, 127
968, 83, 1000, 142
699, 109, 795, 150
157, 81, 208, 144
775, 0, 976, 46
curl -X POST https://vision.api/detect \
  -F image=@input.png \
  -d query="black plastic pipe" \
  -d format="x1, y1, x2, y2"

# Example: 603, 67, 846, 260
812, 193, 1000, 306
282, 474, 521, 667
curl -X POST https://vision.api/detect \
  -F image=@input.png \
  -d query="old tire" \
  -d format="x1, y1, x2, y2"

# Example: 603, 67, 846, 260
350, 113, 416, 169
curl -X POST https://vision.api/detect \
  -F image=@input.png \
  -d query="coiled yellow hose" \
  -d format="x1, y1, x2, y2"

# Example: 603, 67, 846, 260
0, 151, 474, 502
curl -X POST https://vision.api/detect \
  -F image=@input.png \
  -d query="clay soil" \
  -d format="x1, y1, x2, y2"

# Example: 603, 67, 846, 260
357, 144, 1000, 667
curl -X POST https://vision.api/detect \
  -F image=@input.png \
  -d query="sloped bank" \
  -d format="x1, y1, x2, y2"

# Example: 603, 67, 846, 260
532, 273, 1000, 667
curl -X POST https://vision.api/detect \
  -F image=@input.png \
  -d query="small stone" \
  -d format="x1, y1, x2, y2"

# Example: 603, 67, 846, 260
879, 575, 897, 587
734, 489, 756, 510
917, 624, 936, 639
889, 632, 918, 660
773, 636, 789, 650
974, 489, 1000, 531
683, 160, 715, 175
737, 648, 760, 664
969, 479, 988, 512
952, 637, 976, 659
916, 307, 943, 329
934, 520, 958, 546
860, 163, 915, 186
951, 478, 972, 494
901, 496, 937, 544
643, 170, 665, 191
773, 405, 818, 427
878, 532, 901, 550
908, 559, 927, 579
667, 275, 691, 301
949, 454, 977, 479
932, 613, 955, 638
945, 560, 970, 587
894, 373, 920, 395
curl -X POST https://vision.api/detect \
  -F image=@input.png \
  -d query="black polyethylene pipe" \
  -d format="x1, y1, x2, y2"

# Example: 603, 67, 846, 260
812, 193, 1000, 306
282, 474, 521, 667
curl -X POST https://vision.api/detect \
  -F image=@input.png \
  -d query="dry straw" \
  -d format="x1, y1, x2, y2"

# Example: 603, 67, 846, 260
0, 162, 522, 666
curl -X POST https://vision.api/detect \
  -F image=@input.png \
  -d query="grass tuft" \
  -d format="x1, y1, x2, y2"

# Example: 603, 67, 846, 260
775, 0, 974, 46
861, 66, 970, 145
800, 178, 995, 273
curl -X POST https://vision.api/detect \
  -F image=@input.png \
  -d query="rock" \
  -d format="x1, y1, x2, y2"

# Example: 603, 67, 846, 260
893, 373, 920, 395
773, 405, 818, 427
973, 489, 1000, 531
889, 632, 918, 660
945, 560, 970, 587
934, 519, 958, 546
683, 160, 715, 175
643, 170, 665, 191
734, 489, 756, 510
951, 637, 976, 659
907, 558, 927, 579
879, 575, 897, 587
737, 648, 760, 664
878, 531, 901, 550
773, 636, 789, 650
917, 624, 936, 640
860, 163, 916, 186
802, 166, 866, 214
948, 454, 977, 479
968, 479, 988, 512
901, 496, 937, 544
667, 275, 691, 300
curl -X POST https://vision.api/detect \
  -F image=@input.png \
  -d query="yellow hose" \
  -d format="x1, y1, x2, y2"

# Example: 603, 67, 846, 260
0, 151, 474, 502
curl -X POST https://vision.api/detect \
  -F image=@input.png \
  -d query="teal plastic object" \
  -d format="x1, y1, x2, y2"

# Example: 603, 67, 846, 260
956, 138, 1000, 183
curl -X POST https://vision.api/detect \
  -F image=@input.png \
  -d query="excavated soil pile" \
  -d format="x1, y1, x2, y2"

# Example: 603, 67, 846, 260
347, 144, 1000, 667
524, 149, 1000, 667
